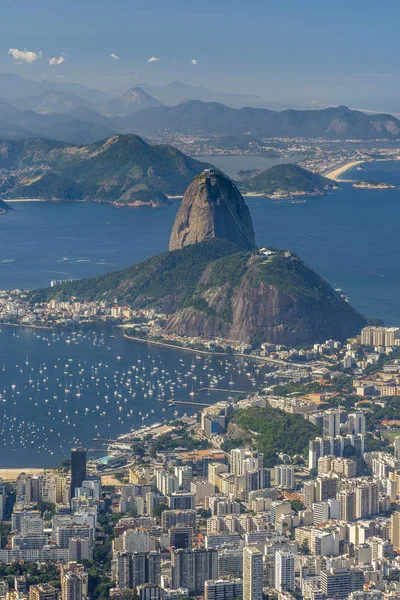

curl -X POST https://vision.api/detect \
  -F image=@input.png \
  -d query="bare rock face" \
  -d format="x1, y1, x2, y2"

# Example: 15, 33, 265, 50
169, 169, 256, 251
164, 251, 366, 346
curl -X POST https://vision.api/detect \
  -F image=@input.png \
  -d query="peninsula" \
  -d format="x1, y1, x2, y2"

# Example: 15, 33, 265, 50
239, 164, 338, 198
0, 134, 210, 207
31, 169, 366, 347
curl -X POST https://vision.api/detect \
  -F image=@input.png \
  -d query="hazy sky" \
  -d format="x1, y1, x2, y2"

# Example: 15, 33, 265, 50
1, 0, 400, 111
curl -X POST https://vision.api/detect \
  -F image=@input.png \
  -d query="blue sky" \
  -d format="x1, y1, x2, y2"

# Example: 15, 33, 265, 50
1, 0, 400, 111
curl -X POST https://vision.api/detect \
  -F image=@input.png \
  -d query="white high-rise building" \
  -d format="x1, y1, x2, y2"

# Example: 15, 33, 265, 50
122, 529, 150, 553
274, 465, 295, 489
175, 466, 193, 490
243, 546, 263, 600
155, 471, 179, 496
275, 550, 295, 593
230, 449, 246, 476
348, 413, 366, 435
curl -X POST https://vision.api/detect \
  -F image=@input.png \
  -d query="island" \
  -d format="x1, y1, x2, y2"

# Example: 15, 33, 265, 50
352, 181, 397, 190
239, 163, 338, 199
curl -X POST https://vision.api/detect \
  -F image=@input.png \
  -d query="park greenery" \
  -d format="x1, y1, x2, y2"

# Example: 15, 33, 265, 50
230, 406, 317, 466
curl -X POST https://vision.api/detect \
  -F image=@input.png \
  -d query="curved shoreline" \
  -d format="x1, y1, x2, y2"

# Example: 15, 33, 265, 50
122, 332, 306, 367
324, 160, 367, 181
123, 332, 227, 356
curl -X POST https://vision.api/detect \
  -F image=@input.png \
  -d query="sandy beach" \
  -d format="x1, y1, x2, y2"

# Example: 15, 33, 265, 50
5, 199, 45, 203
325, 160, 366, 181
0, 468, 45, 481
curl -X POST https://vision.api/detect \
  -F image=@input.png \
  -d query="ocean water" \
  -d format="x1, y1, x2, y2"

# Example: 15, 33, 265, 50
0, 326, 269, 467
2, 160, 400, 322
1, 158, 400, 466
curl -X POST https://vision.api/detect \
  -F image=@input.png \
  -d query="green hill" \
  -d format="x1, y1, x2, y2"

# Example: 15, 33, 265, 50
33, 239, 366, 346
239, 163, 337, 197
230, 406, 318, 465
2, 134, 210, 207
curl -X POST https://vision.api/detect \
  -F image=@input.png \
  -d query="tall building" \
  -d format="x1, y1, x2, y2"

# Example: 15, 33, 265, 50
171, 548, 218, 594
243, 546, 263, 600
61, 563, 88, 600
320, 567, 364, 599
274, 465, 294, 489
355, 481, 379, 519
275, 550, 295, 593
323, 409, 341, 438
175, 466, 193, 490
61, 573, 83, 600
230, 449, 246, 476
394, 436, 400, 460
339, 490, 356, 522
137, 584, 163, 600
205, 578, 243, 600
155, 471, 179, 496
29, 584, 60, 600
147, 551, 161, 586
169, 526, 193, 549
348, 413, 366, 436
391, 511, 400, 551
112, 551, 161, 590
167, 492, 195, 510
70, 448, 86, 498
0, 480, 7, 521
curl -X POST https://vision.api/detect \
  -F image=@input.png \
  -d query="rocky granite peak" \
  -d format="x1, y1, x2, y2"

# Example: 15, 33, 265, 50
169, 169, 256, 251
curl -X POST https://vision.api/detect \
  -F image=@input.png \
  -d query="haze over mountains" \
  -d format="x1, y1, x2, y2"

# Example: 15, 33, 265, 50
0, 74, 399, 145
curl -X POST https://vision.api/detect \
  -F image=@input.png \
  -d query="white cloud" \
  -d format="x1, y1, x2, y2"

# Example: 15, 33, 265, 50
191, 59, 198, 65
111, 53, 119, 60
49, 56, 65, 66
8, 48, 42, 64
148, 56, 160, 63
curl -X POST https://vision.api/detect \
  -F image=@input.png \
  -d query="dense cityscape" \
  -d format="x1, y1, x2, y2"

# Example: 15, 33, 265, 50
2, 1, 400, 600
0, 324, 400, 600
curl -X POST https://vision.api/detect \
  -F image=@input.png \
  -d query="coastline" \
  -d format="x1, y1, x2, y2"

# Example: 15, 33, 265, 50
123, 332, 307, 367
1, 322, 53, 330
0, 468, 45, 480
325, 160, 367, 181
5, 199, 46, 203
123, 332, 226, 356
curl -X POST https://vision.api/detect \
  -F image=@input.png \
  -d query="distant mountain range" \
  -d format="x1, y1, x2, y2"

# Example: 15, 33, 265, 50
121, 101, 400, 139
0, 134, 209, 207
100, 87, 163, 117
0, 73, 112, 104
0, 74, 399, 145
136, 81, 269, 108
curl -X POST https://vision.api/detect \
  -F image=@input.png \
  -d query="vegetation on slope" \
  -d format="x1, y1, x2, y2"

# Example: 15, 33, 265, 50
239, 164, 336, 196
230, 406, 318, 466
33, 239, 243, 307
2, 134, 210, 205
